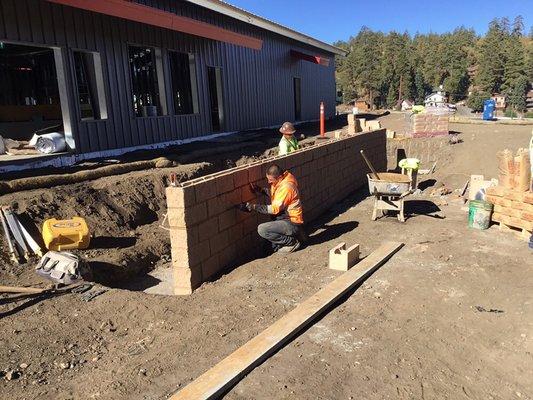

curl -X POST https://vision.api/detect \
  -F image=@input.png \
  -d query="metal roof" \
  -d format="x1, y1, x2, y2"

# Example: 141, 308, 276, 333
184, 0, 347, 56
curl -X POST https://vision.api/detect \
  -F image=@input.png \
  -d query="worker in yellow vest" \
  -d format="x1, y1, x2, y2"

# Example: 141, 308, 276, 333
237, 164, 304, 253
278, 122, 299, 156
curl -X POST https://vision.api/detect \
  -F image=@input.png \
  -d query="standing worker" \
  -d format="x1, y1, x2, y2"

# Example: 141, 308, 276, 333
237, 164, 304, 253
278, 122, 300, 156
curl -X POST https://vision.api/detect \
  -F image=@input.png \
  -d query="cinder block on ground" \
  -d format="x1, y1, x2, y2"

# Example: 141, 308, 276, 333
329, 242, 360, 271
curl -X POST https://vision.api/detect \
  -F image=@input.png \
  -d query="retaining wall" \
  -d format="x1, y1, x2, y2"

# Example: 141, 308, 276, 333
166, 130, 387, 294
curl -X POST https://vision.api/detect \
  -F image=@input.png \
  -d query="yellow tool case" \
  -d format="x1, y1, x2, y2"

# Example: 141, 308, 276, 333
42, 217, 91, 251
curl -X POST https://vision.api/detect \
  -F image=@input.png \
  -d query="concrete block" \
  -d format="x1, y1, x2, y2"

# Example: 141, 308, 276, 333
248, 165, 263, 182
224, 189, 241, 209
218, 208, 237, 231
195, 180, 218, 203
187, 202, 208, 226
228, 223, 244, 242
218, 242, 238, 268
169, 226, 199, 249
172, 239, 211, 268
240, 185, 256, 202
329, 242, 360, 271
210, 230, 229, 254
198, 219, 219, 242
173, 266, 202, 295
166, 186, 196, 208
167, 207, 186, 228
207, 195, 224, 218
201, 255, 220, 281
216, 174, 235, 194
233, 169, 249, 189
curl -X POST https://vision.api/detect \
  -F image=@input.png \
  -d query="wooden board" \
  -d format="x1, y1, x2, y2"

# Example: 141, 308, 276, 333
169, 242, 404, 400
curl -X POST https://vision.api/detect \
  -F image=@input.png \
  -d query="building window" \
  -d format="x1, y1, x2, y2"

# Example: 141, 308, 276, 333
128, 46, 163, 117
169, 51, 198, 115
73, 50, 107, 120
0, 43, 63, 141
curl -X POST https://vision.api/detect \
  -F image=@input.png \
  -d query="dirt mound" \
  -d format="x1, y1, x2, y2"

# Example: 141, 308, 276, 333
0, 163, 211, 285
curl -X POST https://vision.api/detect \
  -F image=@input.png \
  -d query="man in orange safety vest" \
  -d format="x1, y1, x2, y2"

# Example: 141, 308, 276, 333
237, 164, 304, 253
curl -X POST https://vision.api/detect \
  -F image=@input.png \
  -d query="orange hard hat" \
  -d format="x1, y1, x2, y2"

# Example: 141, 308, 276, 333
279, 122, 296, 135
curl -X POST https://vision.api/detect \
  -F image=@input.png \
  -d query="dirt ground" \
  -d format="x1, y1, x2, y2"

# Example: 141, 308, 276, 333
1, 114, 532, 400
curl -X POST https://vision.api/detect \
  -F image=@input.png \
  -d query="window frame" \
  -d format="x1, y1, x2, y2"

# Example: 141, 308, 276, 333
126, 43, 168, 119
167, 49, 200, 116
70, 48, 108, 122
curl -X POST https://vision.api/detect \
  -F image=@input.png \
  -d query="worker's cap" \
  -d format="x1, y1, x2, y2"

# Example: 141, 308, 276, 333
279, 122, 296, 135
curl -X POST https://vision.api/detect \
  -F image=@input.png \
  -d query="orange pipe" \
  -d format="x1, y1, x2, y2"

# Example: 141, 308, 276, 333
320, 102, 325, 137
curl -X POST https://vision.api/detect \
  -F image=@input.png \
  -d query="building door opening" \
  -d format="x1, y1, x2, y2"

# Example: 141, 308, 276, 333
0, 43, 63, 143
207, 66, 224, 132
293, 77, 301, 121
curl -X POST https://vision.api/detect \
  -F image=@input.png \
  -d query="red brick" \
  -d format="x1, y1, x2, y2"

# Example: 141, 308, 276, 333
195, 180, 218, 202
166, 186, 196, 208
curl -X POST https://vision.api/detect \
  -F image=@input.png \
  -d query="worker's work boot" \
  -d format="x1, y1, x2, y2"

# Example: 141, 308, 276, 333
278, 240, 301, 253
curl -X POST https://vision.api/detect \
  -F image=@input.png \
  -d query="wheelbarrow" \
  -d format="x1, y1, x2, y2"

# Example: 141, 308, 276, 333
367, 173, 412, 222
360, 150, 413, 222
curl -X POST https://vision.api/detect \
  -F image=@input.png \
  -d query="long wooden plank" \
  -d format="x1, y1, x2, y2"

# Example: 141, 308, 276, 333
170, 241, 404, 400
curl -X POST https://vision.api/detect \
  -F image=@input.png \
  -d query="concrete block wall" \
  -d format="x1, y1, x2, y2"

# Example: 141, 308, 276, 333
410, 113, 449, 137
386, 136, 449, 171
166, 130, 387, 295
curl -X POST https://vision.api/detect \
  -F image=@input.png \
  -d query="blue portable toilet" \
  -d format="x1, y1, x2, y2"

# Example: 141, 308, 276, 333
483, 99, 495, 120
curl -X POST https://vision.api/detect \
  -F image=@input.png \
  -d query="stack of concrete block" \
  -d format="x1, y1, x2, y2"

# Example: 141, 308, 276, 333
166, 130, 387, 294
410, 113, 449, 137
486, 186, 533, 241
347, 114, 381, 134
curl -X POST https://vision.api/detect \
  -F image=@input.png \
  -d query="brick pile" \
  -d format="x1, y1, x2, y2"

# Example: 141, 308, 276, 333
166, 130, 387, 294
486, 186, 533, 241
410, 113, 449, 137
347, 114, 381, 134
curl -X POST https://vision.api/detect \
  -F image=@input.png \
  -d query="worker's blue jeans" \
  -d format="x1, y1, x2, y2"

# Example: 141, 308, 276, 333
257, 219, 300, 249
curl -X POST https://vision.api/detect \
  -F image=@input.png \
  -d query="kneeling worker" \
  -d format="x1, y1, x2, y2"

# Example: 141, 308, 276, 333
237, 164, 304, 253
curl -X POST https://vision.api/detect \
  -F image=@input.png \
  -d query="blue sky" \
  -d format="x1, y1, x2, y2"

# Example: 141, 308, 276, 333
228, 0, 533, 44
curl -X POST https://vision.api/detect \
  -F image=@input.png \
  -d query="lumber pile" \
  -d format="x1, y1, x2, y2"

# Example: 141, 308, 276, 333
410, 113, 449, 137
347, 114, 381, 134
486, 186, 533, 241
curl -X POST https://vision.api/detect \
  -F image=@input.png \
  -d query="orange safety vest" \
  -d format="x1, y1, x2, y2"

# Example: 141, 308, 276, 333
270, 171, 304, 225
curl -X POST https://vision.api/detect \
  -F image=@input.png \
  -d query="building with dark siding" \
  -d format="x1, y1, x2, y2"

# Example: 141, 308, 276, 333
0, 0, 345, 169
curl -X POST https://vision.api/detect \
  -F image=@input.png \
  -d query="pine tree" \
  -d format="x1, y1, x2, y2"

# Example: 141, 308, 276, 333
474, 18, 507, 94
508, 76, 528, 113
501, 34, 526, 94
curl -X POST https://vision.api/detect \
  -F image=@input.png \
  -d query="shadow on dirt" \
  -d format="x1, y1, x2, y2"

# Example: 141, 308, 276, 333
91, 236, 137, 249
405, 200, 444, 219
